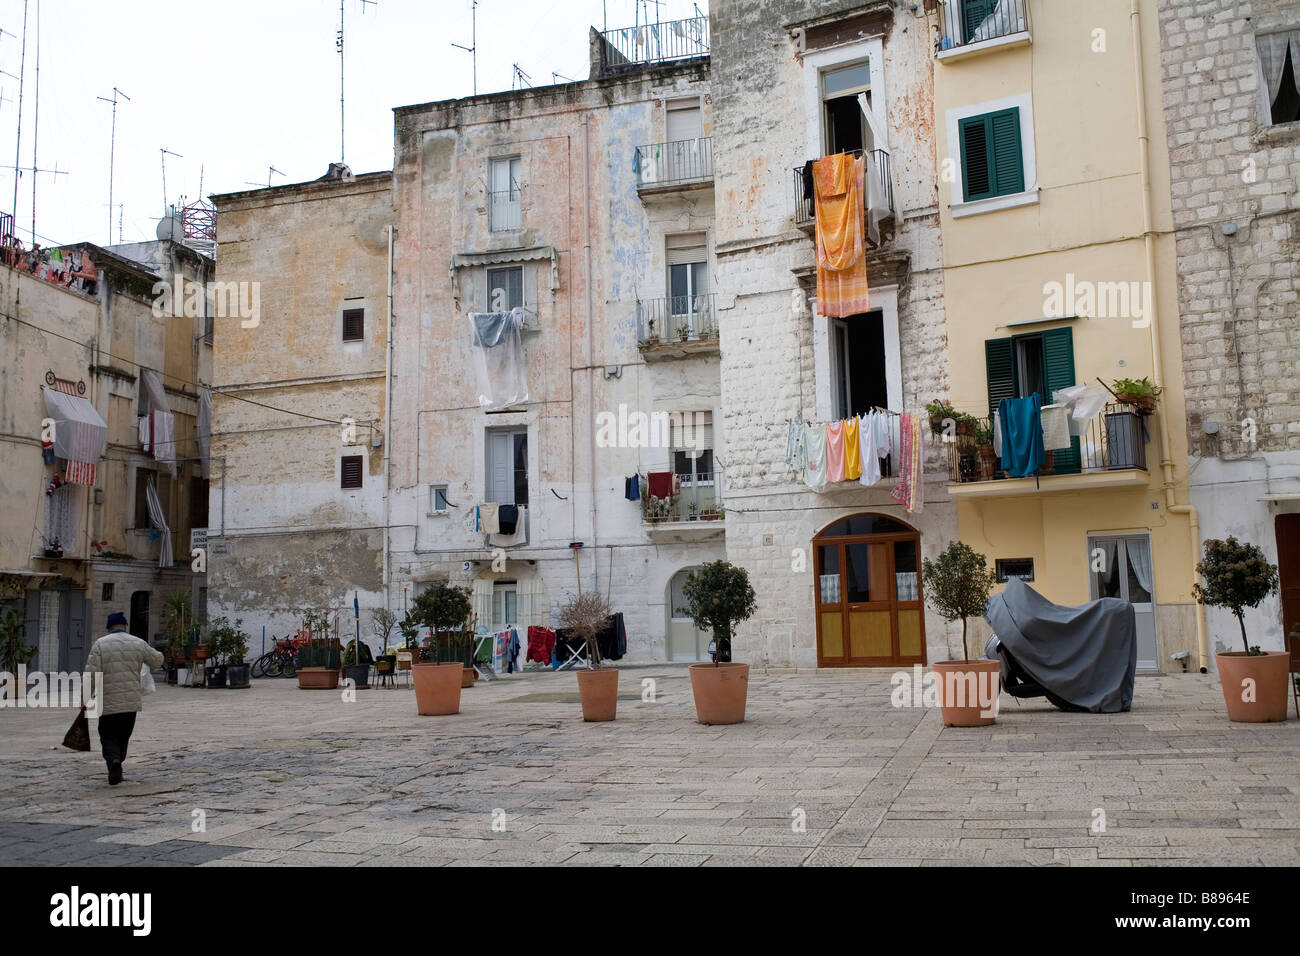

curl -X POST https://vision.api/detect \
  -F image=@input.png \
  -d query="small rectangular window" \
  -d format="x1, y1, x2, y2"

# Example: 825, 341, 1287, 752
341, 455, 364, 489
1258, 33, 1300, 125
102, 583, 114, 601
486, 267, 524, 312
342, 308, 365, 342
134, 468, 158, 527
489, 157, 522, 232
959, 107, 1024, 202
429, 484, 449, 514
995, 557, 1034, 583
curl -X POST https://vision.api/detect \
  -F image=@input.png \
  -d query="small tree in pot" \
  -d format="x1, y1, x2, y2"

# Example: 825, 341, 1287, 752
922, 541, 999, 727
408, 582, 473, 715
0, 609, 36, 700
1193, 536, 1287, 722
682, 560, 757, 724
559, 591, 616, 721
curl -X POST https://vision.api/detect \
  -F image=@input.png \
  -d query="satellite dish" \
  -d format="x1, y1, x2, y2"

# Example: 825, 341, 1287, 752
156, 210, 184, 241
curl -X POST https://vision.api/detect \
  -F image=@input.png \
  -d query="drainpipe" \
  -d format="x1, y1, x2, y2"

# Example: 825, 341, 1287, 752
582, 112, 599, 591
383, 224, 395, 612
1130, 0, 1207, 672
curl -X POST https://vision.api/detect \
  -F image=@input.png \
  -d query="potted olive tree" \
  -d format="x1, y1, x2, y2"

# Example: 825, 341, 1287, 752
1193, 537, 1287, 722
922, 541, 999, 727
0, 609, 36, 701
559, 592, 615, 721
682, 560, 757, 724
296, 609, 340, 690
408, 582, 472, 715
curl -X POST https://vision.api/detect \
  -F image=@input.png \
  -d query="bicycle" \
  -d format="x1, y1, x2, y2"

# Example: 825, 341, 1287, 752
251, 635, 301, 678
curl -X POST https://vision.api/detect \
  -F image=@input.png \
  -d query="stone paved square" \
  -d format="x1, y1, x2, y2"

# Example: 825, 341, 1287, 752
1, 666, 1297, 867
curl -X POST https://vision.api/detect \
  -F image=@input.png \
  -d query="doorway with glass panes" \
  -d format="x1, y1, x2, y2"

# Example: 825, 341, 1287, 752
667, 568, 708, 661
1088, 533, 1158, 672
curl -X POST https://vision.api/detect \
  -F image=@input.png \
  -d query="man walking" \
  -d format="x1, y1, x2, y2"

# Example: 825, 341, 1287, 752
85, 612, 164, 785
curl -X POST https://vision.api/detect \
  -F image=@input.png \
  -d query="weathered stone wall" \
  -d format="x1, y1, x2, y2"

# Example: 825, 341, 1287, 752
712, 0, 954, 667
1156, 0, 1300, 653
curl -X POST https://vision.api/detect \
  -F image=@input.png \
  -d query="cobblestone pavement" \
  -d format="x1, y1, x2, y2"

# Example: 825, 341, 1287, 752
1, 666, 1297, 866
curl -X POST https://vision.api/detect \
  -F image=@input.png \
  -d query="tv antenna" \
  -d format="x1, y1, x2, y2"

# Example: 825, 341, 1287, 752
337, 0, 377, 165
96, 85, 129, 246
245, 165, 284, 189
10, 1, 29, 248
451, 0, 477, 95
512, 63, 532, 90
160, 147, 182, 213
551, 72, 575, 84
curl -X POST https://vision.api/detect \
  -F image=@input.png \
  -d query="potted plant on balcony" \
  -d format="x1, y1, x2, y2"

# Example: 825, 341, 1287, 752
925, 399, 956, 436
974, 421, 997, 479
677, 321, 690, 342
683, 560, 757, 724
1193, 537, 1288, 722
559, 591, 617, 721
408, 582, 473, 714
644, 317, 659, 345
1111, 376, 1161, 414
923, 541, 1000, 727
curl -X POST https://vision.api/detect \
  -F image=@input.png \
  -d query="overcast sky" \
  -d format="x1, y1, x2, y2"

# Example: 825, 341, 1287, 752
0, 0, 707, 248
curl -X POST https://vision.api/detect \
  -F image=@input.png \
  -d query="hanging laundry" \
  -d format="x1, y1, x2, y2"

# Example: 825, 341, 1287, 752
889, 412, 924, 514
1054, 383, 1109, 436
625, 475, 640, 501
826, 420, 846, 483
813, 152, 870, 318
526, 626, 556, 665
859, 411, 882, 486
998, 395, 1045, 478
497, 504, 519, 535
478, 501, 500, 534
785, 420, 806, 472
1040, 403, 1072, 451
647, 471, 674, 499
992, 409, 1003, 458
803, 423, 828, 491
844, 416, 862, 481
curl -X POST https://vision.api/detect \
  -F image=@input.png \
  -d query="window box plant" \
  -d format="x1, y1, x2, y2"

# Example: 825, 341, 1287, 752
559, 591, 617, 721
974, 421, 997, 479
1193, 537, 1287, 722
923, 541, 1000, 727
682, 560, 757, 724
677, 322, 690, 342
925, 399, 956, 436
1111, 376, 1161, 413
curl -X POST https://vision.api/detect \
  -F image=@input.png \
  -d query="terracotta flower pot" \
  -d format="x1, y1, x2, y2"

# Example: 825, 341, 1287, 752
412, 662, 463, 715
1215, 651, 1290, 722
932, 659, 1000, 727
460, 666, 474, 688
689, 662, 749, 725
576, 668, 619, 722
297, 666, 340, 690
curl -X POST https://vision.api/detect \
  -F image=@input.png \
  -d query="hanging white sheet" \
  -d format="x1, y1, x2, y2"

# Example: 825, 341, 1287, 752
470, 308, 530, 411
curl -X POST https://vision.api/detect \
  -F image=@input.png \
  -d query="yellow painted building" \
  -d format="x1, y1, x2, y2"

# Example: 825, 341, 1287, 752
928, 0, 1204, 671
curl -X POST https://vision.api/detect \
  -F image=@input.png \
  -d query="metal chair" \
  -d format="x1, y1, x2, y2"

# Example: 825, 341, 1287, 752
395, 650, 414, 688
374, 655, 397, 689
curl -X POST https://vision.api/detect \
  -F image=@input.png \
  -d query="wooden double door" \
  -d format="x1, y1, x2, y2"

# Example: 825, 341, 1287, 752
814, 514, 926, 667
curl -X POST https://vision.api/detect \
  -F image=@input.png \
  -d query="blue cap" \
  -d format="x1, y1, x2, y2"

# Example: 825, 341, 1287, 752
107, 612, 128, 629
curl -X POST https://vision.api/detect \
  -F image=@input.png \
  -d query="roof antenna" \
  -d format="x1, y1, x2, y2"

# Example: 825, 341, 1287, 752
160, 147, 182, 213
245, 165, 284, 189
451, 0, 477, 95
337, 0, 378, 165
512, 63, 532, 90
96, 85, 130, 246
10, 1, 28, 243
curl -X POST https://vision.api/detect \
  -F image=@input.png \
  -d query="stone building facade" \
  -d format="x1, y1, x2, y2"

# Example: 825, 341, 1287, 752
388, 27, 722, 660
1156, 0, 1300, 654
208, 168, 393, 651
711, 0, 955, 668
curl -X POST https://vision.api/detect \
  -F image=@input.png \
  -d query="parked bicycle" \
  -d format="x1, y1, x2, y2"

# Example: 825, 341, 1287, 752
251, 633, 305, 678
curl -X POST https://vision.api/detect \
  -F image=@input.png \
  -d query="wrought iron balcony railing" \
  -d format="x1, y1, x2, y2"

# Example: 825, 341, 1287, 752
642, 471, 723, 524
637, 293, 718, 346
947, 403, 1149, 484
792, 148, 893, 235
636, 136, 713, 188
935, 0, 1030, 54
599, 15, 710, 70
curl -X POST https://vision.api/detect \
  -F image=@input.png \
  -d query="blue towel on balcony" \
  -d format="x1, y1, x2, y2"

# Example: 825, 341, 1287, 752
998, 394, 1045, 478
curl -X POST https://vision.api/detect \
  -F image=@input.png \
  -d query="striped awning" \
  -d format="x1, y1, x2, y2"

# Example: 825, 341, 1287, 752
42, 386, 107, 486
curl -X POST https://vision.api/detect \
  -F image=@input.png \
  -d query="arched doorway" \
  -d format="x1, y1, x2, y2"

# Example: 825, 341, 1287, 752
667, 568, 708, 661
813, 513, 926, 667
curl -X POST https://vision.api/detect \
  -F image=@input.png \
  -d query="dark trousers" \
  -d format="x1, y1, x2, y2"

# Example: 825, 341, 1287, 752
98, 711, 137, 767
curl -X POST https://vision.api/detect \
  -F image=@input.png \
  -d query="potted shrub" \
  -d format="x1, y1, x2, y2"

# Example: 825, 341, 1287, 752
1193, 537, 1287, 722
922, 541, 1000, 727
343, 639, 373, 689
974, 421, 996, 479
559, 591, 616, 721
216, 618, 252, 689
408, 582, 472, 714
1111, 376, 1161, 413
296, 610, 340, 689
645, 317, 658, 345
0, 609, 36, 701
677, 321, 690, 342
925, 399, 955, 436
682, 560, 757, 724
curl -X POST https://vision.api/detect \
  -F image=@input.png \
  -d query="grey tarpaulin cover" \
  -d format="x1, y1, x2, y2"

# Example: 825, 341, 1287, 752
470, 308, 529, 410
985, 577, 1136, 713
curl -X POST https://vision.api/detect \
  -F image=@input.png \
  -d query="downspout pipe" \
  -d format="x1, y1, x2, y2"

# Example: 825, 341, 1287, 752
1130, 0, 1207, 672
582, 112, 599, 592
383, 223, 395, 613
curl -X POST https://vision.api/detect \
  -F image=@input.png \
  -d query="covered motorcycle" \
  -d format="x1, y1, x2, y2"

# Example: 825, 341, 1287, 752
984, 577, 1136, 713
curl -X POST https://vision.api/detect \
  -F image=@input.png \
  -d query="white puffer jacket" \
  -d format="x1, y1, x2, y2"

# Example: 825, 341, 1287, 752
85, 631, 165, 715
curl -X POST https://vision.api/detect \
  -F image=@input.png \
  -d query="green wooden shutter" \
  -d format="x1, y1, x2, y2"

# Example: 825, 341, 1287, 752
960, 116, 991, 201
1041, 327, 1080, 475
989, 109, 1024, 195
985, 337, 1018, 419
961, 0, 996, 41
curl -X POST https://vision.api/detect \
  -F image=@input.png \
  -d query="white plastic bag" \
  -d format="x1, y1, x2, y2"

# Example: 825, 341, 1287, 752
140, 663, 156, 695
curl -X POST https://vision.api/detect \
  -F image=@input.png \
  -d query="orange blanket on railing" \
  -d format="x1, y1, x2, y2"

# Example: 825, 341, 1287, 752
814, 152, 869, 317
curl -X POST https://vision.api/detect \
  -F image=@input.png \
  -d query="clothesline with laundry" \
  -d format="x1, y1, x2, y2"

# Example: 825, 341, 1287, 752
785, 407, 925, 513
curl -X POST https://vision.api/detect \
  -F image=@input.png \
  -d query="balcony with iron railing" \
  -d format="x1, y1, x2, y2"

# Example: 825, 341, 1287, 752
934, 0, 1031, 58
946, 402, 1151, 497
597, 15, 710, 74
488, 189, 522, 232
636, 293, 719, 360
792, 148, 894, 244
635, 136, 714, 192
642, 471, 724, 535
